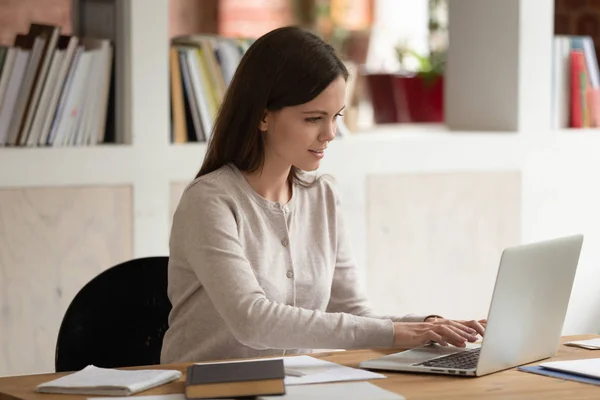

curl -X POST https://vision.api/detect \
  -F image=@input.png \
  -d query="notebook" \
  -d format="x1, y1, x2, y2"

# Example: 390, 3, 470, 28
538, 358, 600, 380
185, 358, 285, 399
35, 365, 182, 396
518, 365, 600, 386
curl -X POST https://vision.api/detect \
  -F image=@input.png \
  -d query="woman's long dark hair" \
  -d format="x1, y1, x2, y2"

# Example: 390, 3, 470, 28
196, 26, 349, 183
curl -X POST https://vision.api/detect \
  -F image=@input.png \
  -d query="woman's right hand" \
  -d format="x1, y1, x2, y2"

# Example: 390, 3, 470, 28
392, 320, 480, 348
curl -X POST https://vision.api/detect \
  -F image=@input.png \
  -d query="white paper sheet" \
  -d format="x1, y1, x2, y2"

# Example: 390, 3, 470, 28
259, 381, 405, 399
92, 395, 185, 400
92, 383, 405, 400
564, 338, 600, 349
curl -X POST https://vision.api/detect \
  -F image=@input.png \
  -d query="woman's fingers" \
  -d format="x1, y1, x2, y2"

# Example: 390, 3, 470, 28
461, 319, 486, 336
446, 324, 478, 342
447, 320, 478, 338
425, 329, 448, 347
433, 324, 468, 347
393, 320, 485, 349
429, 319, 479, 341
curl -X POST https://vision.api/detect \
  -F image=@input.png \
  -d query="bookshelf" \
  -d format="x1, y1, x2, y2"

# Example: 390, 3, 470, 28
2, 0, 600, 378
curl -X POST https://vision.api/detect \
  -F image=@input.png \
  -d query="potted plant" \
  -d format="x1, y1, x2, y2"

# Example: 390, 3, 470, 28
365, 0, 447, 124
392, 47, 445, 123
392, 0, 447, 123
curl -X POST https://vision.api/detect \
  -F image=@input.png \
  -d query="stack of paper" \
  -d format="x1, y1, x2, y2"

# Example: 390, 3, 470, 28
519, 357, 600, 386
87, 355, 397, 399
92, 382, 404, 400
36, 365, 182, 396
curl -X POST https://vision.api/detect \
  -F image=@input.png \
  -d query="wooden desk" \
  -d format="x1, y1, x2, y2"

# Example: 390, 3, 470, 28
1, 335, 599, 400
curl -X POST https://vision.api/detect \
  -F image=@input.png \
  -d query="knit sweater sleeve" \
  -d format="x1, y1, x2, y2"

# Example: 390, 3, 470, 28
174, 178, 396, 350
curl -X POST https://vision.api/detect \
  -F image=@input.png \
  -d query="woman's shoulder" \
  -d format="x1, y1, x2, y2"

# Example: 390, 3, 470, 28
297, 170, 343, 208
177, 164, 240, 210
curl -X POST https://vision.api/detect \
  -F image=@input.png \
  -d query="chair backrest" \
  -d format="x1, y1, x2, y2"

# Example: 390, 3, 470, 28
55, 256, 172, 372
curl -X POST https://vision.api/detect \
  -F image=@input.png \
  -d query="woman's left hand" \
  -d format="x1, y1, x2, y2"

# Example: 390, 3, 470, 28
424, 316, 486, 337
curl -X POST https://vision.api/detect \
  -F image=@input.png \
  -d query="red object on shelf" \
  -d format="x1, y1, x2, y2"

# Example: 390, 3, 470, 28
364, 73, 401, 124
365, 72, 444, 124
392, 74, 444, 123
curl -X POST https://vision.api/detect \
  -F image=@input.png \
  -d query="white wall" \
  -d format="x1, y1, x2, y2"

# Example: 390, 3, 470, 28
365, 0, 429, 72
522, 138, 600, 335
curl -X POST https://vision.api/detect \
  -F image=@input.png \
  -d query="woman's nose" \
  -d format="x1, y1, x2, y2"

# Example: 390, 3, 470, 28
320, 123, 337, 141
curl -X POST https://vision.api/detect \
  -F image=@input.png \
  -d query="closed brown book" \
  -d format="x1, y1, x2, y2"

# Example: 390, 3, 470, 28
185, 359, 285, 399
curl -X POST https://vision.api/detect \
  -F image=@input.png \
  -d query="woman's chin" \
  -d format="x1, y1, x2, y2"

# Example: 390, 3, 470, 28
295, 161, 320, 172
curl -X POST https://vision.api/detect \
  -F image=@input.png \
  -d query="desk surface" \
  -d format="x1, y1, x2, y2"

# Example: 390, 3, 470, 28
1, 335, 599, 400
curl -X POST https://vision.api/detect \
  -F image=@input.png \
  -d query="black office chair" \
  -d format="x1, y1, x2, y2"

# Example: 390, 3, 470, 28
54, 256, 172, 372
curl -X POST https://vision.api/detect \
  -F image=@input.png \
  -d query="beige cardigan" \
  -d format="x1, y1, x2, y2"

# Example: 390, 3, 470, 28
160, 164, 428, 363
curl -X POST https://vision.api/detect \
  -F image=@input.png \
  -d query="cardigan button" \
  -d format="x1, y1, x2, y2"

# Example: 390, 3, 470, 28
281, 238, 289, 247
286, 270, 294, 279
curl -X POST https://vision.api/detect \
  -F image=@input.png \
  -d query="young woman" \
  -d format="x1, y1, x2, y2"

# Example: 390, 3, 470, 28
161, 26, 485, 364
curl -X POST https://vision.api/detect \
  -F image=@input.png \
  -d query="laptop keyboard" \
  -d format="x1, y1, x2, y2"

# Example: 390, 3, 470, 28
414, 347, 481, 370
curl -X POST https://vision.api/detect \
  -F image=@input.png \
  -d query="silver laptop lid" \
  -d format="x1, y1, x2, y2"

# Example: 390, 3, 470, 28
475, 234, 584, 376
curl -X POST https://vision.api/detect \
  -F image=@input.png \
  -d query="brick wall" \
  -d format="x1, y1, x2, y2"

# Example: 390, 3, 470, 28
0, 0, 218, 46
218, 0, 293, 38
170, 0, 218, 37
0, 0, 71, 46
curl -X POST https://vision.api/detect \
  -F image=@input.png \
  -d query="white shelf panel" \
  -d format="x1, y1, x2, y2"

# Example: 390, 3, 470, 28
347, 127, 519, 142
167, 142, 208, 182
0, 129, 530, 188
553, 130, 600, 161
327, 127, 524, 175
556, 128, 600, 136
0, 146, 137, 187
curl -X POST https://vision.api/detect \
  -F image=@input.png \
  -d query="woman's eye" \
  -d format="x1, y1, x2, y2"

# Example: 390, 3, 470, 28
305, 117, 321, 123
305, 114, 343, 123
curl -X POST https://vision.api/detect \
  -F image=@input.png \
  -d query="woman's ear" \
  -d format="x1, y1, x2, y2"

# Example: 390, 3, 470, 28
258, 110, 268, 132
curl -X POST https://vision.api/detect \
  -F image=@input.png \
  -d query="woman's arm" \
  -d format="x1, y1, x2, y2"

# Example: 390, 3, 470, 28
174, 182, 395, 351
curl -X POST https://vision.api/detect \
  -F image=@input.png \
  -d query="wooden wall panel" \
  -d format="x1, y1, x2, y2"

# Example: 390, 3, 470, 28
366, 171, 521, 322
0, 186, 133, 377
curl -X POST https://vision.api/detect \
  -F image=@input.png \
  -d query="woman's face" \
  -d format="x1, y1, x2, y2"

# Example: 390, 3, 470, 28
260, 76, 346, 172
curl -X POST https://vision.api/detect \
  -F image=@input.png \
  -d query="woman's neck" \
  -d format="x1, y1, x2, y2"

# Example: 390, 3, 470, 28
242, 159, 292, 204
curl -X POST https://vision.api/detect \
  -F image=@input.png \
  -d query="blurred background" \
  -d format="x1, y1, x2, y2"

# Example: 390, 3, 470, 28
0, 0, 597, 135
0, 0, 444, 136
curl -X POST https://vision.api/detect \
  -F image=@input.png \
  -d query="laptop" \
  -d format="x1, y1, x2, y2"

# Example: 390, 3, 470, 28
359, 234, 584, 377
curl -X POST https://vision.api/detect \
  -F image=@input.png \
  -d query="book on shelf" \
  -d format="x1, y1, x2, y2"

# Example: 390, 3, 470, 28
170, 34, 253, 144
169, 33, 353, 144
552, 35, 600, 130
0, 23, 114, 147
